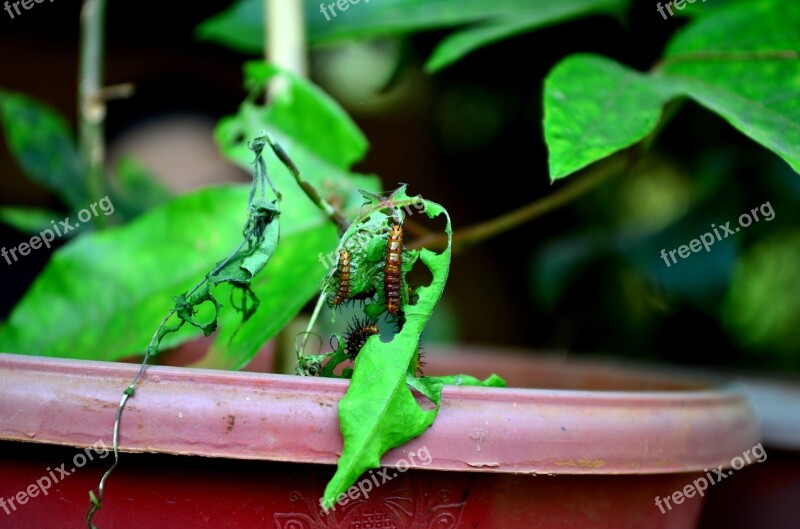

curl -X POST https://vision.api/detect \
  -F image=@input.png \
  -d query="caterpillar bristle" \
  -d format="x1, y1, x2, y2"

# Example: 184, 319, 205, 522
345, 288, 377, 308
416, 347, 426, 376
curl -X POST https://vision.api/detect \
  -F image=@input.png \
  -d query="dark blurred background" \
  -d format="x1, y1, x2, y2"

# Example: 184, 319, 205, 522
1, 1, 798, 373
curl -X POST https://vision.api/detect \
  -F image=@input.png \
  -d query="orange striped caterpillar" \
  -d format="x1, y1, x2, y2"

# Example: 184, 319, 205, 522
331, 250, 351, 306
384, 223, 403, 315
344, 317, 379, 360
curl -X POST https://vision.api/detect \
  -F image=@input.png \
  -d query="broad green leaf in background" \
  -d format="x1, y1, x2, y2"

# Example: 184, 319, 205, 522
0, 186, 250, 360
425, 0, 627, 72
245, 62, 368, 168
0, 90, 86, 210
544, 0, 800, 181
197, 0, 534, 52
543, 55, 678, 181
0, 184, 335, 364
655, 0, 800, 175
322, 197, 451, 509
308, 0, 562, 43
0, 206, 64, 236
197, 0, 629, 67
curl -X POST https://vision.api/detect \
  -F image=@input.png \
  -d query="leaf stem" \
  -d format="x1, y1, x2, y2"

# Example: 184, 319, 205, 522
265, 133, 351, 233
408, 154, 630, 252
296, 292, 327, 371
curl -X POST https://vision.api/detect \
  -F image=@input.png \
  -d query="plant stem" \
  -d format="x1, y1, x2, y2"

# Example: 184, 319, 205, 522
78, 0, 108, 221
261, 2, 348, 232
409, 153, 630, 252
266, 0, 307, 98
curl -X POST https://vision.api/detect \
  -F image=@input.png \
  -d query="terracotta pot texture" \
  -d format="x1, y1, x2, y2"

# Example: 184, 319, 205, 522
0, 348, 759, 528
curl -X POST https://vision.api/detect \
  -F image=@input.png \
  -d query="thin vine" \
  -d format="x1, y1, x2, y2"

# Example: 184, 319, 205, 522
86, 134, 285, 528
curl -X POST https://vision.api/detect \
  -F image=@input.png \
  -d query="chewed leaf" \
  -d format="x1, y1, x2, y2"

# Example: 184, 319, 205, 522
211, 199, 281, 284
322, 197, 452, 509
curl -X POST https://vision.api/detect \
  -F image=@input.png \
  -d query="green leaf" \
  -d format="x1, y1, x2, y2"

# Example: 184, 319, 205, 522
543, 54, 677, 181
0, 90, 86, 209
194, 0, 264, 53
0, 186, 254, 360
244, 62, 368, 168
426, 0, 627, 72
0, 60, 376, 368
322, 198, 451, 510
215, 109, 375, 221
196, 0, 625, 53
543, 0, 800, 180
0, 206, 64, 236
0, 182, 335, 364
406, 374, 445, 403
656, 0, 800, 174
307, 0, 582, 44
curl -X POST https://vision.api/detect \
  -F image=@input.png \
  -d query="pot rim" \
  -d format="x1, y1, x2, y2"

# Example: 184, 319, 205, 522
0, 351, 761, 475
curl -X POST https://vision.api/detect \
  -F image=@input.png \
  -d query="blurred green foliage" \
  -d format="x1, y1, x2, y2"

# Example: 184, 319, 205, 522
0, 0, 797, 371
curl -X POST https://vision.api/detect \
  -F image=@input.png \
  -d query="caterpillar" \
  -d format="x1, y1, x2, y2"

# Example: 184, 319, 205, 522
384, 223, 403, 315
344, 317, 379, 360
331, 250, 351, 306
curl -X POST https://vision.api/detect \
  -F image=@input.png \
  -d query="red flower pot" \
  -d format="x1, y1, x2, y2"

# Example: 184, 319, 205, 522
0, 348, 759, 528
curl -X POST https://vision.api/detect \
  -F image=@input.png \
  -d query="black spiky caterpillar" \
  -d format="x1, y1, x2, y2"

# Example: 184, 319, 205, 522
344, 316, 379, 360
